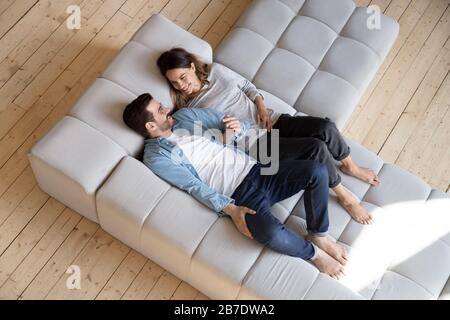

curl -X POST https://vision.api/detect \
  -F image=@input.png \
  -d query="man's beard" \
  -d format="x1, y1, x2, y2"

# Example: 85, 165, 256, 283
158, 120, 172, 132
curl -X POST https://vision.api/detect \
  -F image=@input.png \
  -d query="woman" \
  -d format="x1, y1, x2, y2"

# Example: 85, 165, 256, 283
157, 48, 380, 225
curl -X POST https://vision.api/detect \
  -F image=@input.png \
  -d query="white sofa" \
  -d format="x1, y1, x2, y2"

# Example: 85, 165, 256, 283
29, 0, 450, 299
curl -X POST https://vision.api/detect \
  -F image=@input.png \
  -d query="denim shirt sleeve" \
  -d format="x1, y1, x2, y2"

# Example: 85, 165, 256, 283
144, 151, 234, 216
232, 119, 251, 143
175, 108, 250, 143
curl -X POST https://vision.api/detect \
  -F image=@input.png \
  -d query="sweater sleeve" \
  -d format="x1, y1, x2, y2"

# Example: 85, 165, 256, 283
213, 63, 264, 102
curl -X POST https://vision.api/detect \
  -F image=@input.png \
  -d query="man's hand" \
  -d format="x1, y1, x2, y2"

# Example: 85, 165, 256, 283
255, 97, 272, 132
223, 203, 256, 239
222, 116, 241, 144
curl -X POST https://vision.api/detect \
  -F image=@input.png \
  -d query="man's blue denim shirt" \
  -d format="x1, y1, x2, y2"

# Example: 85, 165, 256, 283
143, 108, 251, 216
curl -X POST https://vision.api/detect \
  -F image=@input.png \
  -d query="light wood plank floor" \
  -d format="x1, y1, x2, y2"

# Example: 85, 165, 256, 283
0, 0, 448, 300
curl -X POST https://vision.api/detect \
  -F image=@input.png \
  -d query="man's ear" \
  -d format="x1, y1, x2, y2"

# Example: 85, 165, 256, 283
145, 121, 154, 133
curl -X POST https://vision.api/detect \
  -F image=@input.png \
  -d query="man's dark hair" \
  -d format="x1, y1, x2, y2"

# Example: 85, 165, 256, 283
123, 93, 154, 138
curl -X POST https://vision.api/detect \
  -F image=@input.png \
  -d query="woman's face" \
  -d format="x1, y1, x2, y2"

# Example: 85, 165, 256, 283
165, 63, 201, 95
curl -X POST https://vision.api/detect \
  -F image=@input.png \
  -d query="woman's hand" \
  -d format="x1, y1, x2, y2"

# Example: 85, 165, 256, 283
255, 97, 272, 132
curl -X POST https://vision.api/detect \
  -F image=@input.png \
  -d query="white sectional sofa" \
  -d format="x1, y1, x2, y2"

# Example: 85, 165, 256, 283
29, 0, 450, 299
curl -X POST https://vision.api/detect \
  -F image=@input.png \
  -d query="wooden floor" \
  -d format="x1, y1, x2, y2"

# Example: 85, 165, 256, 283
0, 0, 448, 300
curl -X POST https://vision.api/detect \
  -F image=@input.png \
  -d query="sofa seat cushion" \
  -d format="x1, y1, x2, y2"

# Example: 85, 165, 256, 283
189, 219, 265, 299
213, 28, 273, 82
69, 78, 142, 156
259, 89, 297, 116
341, 7, 401, 59
372, 271, 435, 300
29, 116, 126, 222
102, 41, 174, 108
237, 249, 320, 299
96, 156, 172, 250
295, 70, 360, 128
237, 232, 363, 299
377, 193, 450, 299
337, 138, 385, 200
363, 164, 432, 207
319, 36, 380, 92
131, 13, 212, 64
278, 15, 337, 69
97, 156, 218, 280
253, 48, 316, 106
234, 0, 296, 45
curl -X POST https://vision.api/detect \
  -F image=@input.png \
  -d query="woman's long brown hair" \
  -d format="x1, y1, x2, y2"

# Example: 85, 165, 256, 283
157, 48, 210, 110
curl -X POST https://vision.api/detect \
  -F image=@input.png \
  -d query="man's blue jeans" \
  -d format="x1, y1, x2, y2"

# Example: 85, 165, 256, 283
231, 160, 330, 260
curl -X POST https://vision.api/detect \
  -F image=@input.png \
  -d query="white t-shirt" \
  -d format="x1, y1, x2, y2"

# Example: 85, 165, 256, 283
166, 131, 256, 197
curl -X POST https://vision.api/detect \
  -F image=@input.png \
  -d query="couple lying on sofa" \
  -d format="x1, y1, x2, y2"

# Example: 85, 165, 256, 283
122, 48, 381, 279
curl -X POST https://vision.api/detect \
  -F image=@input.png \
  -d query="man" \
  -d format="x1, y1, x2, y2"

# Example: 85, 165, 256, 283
123, 93, 347, 279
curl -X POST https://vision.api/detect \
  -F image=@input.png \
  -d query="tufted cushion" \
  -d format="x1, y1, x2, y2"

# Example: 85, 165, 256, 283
189, 219, 264, 299
101, 41, 174, 108
363, 164, 432, 207
132, 13, 213, 64
69, 79, 141, 156
253, 48, 316, 105
29, 116, 127, 222
278, 15, 337, 68
215, 0, 399, 129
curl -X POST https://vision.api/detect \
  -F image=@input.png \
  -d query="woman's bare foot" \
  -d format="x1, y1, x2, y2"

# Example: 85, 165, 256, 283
333, 184, 374, 225
310, 247, 345, 280
340, 164, 380, 186
338, 197, 374, 225
307, 235, 348, 265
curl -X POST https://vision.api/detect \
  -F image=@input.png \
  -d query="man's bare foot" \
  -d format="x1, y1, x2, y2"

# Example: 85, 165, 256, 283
338, 197, 374, 225
307, 235, 348, 265
310, 247, 345, 280
340, 165, 380, 186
